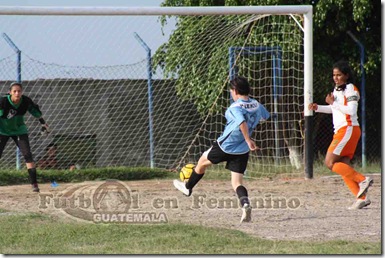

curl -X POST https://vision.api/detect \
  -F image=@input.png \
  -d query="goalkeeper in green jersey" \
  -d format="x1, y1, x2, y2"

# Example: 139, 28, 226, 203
0, 82, 50, 192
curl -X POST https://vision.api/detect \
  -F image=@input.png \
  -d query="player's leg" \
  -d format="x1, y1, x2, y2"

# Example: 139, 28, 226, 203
326, 152, 363, 181
12, 134, 40, 192
227, 153, 251, 223
173, 147, 213, 196
330, 155, 371, 209
185, 150, 212, 187
0, 135, 10, 159
326, 126, 372, 207
326, 127, 361, 179
230, 172, 251, 223
231, 172, 250, 206
337, 156, 360, 196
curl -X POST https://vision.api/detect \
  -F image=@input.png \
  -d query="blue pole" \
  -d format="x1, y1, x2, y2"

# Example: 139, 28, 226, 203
133, 32, 155, 168
229, 47, 236, 80
17, 51, 21, 82
359, 46, 366, 169
276, 50, 283, 96
2, 33, 22, 170
347, 31, 366, 169
228, 47, 236, 103
272, 54, 280, 165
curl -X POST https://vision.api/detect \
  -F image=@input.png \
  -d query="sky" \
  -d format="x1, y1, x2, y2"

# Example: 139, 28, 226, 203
0, 0, 174, 73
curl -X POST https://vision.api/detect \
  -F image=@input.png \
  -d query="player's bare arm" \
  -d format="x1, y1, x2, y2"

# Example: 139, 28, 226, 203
239, 121, 258, 151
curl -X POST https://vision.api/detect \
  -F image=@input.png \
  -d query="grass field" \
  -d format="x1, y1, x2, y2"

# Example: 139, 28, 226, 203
0, 210, 380, 254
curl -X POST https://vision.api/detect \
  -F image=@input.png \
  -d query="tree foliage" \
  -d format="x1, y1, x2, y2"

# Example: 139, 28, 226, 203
158, 0, 380, 88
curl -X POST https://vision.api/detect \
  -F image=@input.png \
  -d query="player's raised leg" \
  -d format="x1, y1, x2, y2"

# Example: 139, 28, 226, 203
173, 149, 211, 196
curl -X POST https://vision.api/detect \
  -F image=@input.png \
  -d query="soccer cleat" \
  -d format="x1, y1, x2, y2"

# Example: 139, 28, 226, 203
240, 203, 252, 223
348, 198, 371, 210
173, 179, 192, 196
32, 183, 40, 193
357, 177, 373, 198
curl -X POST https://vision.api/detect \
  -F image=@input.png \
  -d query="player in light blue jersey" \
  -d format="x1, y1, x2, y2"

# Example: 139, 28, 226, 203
174, 76, 270, 223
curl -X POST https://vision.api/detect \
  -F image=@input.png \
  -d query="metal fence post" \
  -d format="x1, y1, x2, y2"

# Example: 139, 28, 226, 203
2, 33, 22, 170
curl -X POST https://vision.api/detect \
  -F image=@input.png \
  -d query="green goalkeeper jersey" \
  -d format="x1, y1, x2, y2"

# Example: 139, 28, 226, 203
0, 94, 42, 136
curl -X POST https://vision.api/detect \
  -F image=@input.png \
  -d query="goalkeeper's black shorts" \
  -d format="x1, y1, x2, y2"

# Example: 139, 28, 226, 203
0, 134, 34, 163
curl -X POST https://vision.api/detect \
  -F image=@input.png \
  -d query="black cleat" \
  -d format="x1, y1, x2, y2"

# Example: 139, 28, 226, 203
32, 184, 40, 193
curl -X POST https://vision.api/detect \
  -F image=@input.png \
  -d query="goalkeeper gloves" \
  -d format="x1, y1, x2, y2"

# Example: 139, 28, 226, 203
41, 124, 50, 135
39, 117, 50, 135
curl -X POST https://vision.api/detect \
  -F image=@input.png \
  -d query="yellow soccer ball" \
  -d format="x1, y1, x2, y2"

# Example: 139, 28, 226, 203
179, 164, 195, 182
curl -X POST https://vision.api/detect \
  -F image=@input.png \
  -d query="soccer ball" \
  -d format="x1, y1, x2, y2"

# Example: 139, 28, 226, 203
179, 164, 195, 182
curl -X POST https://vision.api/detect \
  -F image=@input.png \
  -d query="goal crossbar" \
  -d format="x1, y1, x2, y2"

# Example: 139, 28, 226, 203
0, 6, 312, 16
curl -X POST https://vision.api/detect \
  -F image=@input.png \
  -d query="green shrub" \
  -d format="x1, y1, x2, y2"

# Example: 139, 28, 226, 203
0, 167, 174, 186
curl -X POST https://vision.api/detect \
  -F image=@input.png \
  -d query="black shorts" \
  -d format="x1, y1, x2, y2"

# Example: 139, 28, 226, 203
0, 134, 34, 163
207, 141, 249, 174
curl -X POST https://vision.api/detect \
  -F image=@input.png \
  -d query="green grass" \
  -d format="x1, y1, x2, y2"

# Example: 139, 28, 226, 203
310, 159, 381, 176
0, 167, 175, 186
0, 212, 380, 254
200, 160, 381, 181
0, 159, 380, 186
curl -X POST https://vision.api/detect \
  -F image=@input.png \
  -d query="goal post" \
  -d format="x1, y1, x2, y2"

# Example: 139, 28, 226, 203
0, 6, 313, 178
304, 8, 314, 179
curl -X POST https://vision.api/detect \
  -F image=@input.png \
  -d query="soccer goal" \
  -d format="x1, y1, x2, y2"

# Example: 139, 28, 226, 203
0, 6, 313, 178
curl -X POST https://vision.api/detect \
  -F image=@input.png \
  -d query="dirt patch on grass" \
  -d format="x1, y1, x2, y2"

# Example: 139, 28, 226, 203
0, 174, 381, 242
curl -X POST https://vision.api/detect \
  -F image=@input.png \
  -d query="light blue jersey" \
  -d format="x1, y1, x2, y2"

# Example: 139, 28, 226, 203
217, 98, 270, 154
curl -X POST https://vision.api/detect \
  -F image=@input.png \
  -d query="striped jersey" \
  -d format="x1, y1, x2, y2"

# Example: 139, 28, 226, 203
217, 98, 270, 154
316, 83, 360, 133
0, 94, 43, 136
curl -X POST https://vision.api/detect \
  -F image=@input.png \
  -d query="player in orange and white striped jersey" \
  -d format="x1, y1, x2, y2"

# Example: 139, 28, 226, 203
309, 61, 373, 210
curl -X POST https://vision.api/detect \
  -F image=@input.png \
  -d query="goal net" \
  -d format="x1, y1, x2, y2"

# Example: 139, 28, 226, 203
0, 6, 313, 178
